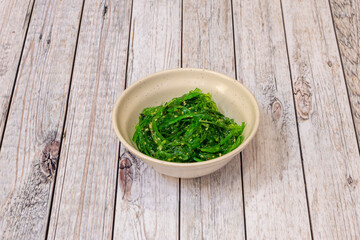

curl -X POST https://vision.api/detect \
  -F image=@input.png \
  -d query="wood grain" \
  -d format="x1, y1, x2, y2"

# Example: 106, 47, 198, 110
282, 0, 360, 238
0, 0, 34, 140
46, 0, 132, 239
232, 0, 312, 238
0, 0, 83, 239
112, 0, 181, 239
181, 0, 245, 239
330, 0, 360, 146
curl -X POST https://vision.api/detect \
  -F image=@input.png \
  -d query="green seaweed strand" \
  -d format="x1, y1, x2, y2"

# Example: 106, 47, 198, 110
132, 88, 245, 162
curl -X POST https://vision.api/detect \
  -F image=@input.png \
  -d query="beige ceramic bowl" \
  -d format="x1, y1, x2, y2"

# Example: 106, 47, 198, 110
112, 68, 259, 178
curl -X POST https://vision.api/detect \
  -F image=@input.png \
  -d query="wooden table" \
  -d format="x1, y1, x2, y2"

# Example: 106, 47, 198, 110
0, 0, 359, 239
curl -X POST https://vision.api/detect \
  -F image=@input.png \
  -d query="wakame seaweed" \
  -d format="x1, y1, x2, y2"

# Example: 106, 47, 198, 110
132, 88, 245, 162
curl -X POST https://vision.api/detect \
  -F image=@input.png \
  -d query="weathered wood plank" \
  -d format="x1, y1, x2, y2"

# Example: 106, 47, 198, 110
282, 0, 360, 238
46, 1, 132, 239
330, 0, 360, 146
113, 0, 181, 239
181, 0, 245, 239
232, 0, 312, 238
0, 0, 83, 239
0, 0, 34, 140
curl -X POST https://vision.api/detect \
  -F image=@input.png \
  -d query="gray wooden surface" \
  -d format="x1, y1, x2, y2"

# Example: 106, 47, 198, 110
0, 0, 359, 239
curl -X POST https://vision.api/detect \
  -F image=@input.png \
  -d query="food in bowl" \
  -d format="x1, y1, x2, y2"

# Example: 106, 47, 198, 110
132, 88, 245, 163
112, 68, 259, 178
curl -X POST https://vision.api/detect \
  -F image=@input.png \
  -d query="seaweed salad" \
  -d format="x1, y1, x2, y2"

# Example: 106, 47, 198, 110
132, 88, 245, 162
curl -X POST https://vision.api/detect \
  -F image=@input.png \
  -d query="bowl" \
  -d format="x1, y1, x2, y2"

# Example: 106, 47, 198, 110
112, 68, 259, 178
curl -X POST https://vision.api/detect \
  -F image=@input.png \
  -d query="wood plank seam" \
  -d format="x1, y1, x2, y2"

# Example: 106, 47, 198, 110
0, 0, 87, 238
113, 0, 181, 238
280, 0, 360, 238
181, 0, 245, 238
46, 0, 133, 238
328, 0, 360, 154
230, 0, 247, 238
111, 0, 135, 238
43, 0, 86, 238
0, 0, 36, 149
233, 0, 313, 238
179, 0, 183, 239
279, 0, 315, 238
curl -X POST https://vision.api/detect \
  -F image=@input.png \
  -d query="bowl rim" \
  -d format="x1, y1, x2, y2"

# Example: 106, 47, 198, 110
112, 68, 260, 167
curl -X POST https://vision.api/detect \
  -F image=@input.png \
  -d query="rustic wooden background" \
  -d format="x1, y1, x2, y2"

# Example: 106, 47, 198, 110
0, 0, 359, 239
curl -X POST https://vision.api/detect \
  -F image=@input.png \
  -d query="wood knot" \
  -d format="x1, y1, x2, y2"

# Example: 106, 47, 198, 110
271, 98, 283, 121
346, 175, 358, 190
40, 141, 60, 178
120, 152, 134, 199
120, 157, 132, 169
294, 77, 312, 120
327, 61, 332, 67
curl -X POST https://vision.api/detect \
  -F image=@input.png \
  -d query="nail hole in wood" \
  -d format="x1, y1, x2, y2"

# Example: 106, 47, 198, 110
103, 5, 108, 17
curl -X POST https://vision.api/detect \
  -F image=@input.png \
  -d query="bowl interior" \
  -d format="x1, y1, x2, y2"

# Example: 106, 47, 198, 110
113, 69, 259, 160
